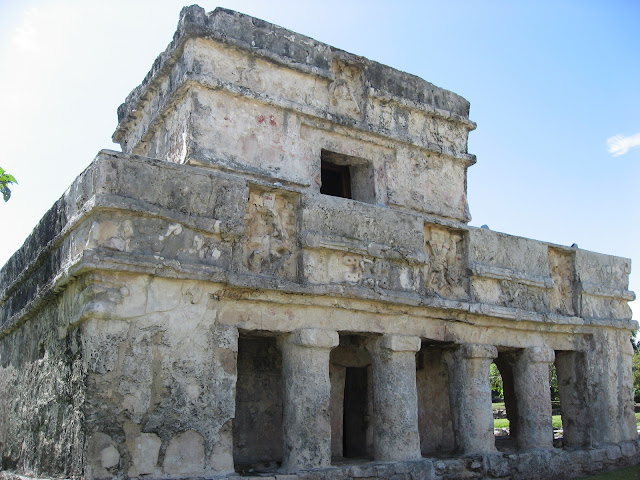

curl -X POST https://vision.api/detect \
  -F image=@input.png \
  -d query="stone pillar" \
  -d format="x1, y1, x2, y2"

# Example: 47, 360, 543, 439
444, 343, 497, 454
512, 346, 555, 450
618, 334, 639, 442
367, 334, 421, 461
586, 331, 639, 445
279, 328, 339, 472
555, 351, 590, 447
329, 363, 346, 458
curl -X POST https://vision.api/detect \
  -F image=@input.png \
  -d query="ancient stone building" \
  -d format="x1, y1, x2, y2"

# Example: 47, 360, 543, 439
0, 6, 638, 480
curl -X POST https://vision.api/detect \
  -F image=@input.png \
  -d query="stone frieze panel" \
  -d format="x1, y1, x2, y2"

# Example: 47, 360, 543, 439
243, 187, 298, 280
303, 249, 425, 293
549, 247, 576, 316
423, 225, 468, 300
575, 249, 634, 320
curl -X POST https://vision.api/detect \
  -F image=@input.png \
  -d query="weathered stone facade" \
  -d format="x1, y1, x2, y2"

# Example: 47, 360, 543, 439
0, 6, 638, 480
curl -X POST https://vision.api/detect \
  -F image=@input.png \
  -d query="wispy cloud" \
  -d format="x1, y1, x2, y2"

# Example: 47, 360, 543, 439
12, 8, 40, 52
607, 132, 640, 157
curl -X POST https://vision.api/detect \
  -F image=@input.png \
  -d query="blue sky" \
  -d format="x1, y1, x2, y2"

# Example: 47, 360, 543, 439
1, 0, 638, 320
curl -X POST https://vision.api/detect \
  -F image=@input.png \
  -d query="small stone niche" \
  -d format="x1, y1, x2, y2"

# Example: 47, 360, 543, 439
320, 150, 375, 204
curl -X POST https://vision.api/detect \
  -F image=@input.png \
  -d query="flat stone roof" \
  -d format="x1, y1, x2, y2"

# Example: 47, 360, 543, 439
113, 5, 472, 144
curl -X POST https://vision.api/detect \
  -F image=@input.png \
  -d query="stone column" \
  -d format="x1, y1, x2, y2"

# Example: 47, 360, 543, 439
279, 328, 339, 472
618, 334, 639, 442
513, 346, 555, 450
367, 334, 421, 461
555, 351, 590, 447
443, 343, 497, 454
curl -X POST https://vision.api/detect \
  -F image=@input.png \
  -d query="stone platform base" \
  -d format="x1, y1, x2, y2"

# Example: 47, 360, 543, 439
4, 442, 639, 480
237, 442, 640, 480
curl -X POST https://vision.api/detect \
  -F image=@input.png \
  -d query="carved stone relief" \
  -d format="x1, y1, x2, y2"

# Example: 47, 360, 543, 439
244, 188, 297, 279
549, 248, 576, 315
328, 59, 363, 119
499, 281, 549, 313
424, 226, 467, 299
304, 249, 424, 293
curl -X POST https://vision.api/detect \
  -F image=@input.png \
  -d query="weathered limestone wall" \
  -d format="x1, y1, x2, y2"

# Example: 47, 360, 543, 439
0, 297, 84, 477
81, 275, 238, 478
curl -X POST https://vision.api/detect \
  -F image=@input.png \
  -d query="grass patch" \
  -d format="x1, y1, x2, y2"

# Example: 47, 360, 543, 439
494, 418, 509, 429
492, 402, 505, 409
493, 415, 563, 429
578, 465, 640, 479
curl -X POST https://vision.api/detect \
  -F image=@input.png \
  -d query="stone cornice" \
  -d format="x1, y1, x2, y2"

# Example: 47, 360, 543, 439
113, 6, 475, 148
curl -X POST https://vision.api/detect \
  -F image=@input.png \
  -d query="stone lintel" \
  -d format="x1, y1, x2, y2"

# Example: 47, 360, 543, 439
379, 334, 421, 353
458, 343, 498, 360
522, 346, 555, 364
287, 328, 339, 349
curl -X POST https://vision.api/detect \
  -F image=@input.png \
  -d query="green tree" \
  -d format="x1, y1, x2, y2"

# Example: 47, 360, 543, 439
0, 167, 17, 201
490, 363, 503, 399
633, 351, 640, 402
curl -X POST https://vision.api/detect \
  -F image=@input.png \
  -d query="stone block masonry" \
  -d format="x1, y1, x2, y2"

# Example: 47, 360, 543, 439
0, 5, 637, 480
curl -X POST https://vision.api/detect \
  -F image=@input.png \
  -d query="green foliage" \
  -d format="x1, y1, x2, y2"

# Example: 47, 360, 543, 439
632, 352, 640, 402
0, 167, 17, 202
490, 362, 560, 402
490, 363, 503, 399
549, 364, 559, 402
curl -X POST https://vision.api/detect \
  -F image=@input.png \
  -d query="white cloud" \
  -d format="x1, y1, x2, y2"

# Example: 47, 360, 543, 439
607, 132, 640, 157
11, 8, 40, 52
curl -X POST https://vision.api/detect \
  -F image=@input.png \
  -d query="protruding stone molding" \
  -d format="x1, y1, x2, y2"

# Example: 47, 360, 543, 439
469, 262, 554, 289
301, 231, 428, 265
578, 281, 636, 301
118, 71, 477, 168
367, 87, 477, 130
366, 334, 422, 462
512, 346, 555, 451
278, 328, 339, 472
443, 343, 498, 455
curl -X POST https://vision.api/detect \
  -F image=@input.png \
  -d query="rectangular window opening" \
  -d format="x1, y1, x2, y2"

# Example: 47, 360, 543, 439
320, 150, 375, 204
321, 159, 352, 199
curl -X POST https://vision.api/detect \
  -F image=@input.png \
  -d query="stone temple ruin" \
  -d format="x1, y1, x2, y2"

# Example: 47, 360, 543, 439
0, 5, 638, 480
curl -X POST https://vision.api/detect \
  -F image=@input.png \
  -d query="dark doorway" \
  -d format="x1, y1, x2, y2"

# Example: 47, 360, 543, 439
233, 335, 283, 472
343, 366, 368, 458
493, 352, 519, 453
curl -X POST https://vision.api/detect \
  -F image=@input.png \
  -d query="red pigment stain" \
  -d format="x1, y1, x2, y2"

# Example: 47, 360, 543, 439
269, 115, 277, 126
224, 117, 230, 121
256, 115, 266, 124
